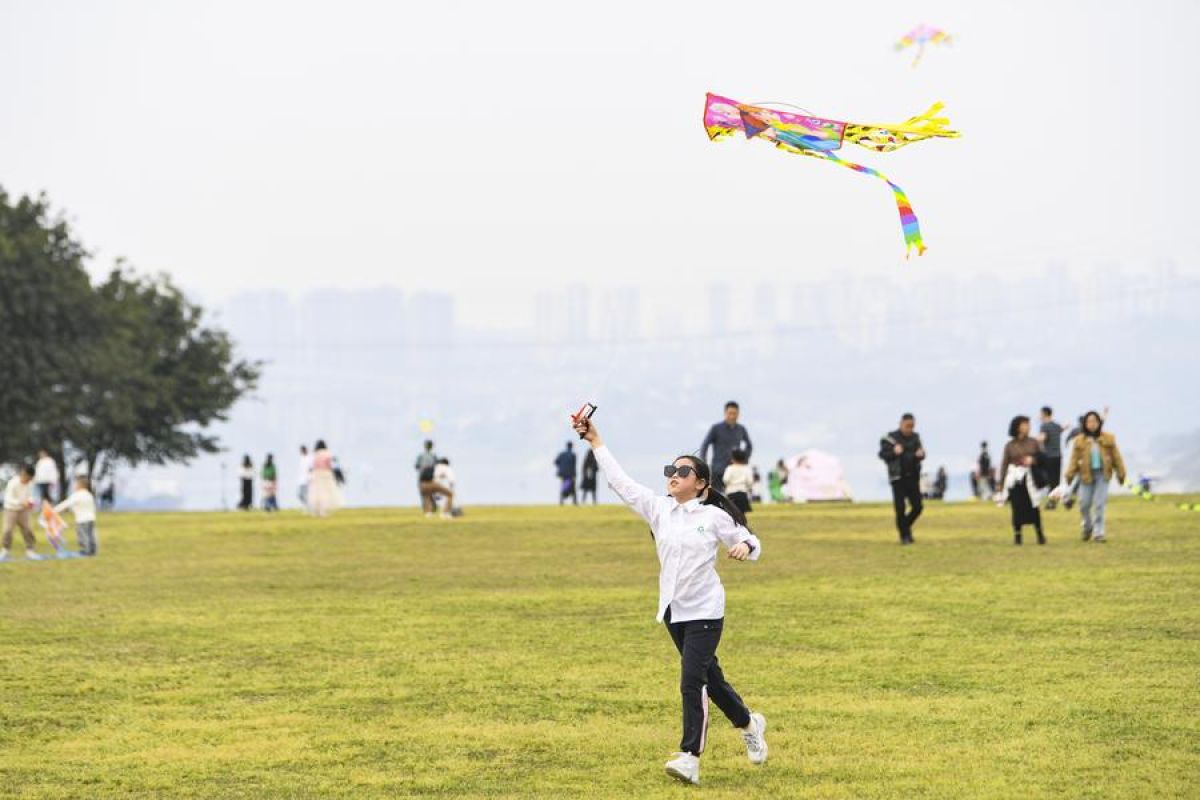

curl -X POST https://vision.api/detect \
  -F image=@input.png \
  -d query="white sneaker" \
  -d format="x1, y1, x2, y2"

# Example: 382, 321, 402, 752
0, 549, 9, 562
741, 712, 768, 764
26, 551, 46, 561
664, 752, 700, 785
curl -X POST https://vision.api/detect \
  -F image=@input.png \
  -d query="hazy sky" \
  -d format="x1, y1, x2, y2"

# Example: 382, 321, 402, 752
3, 0, 1198, 327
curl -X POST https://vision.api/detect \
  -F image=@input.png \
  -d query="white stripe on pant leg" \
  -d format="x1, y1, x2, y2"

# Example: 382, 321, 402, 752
699, 685, 710, 754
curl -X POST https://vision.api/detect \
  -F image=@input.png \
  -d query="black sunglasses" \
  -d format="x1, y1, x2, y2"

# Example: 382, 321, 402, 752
663, 464, 698, 479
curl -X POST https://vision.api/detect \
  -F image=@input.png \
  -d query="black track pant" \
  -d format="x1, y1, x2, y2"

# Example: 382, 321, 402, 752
891, 475, 923, 542
664, 608, 751, 756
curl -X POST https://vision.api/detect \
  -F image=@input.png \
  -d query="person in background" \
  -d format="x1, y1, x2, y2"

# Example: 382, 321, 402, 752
34, 449, 58, 505
297, 444, 313, 509
55, 476, 98, 556
434, 458, 459, 515
308, 439, 342, 518
1, 465, 42, 561
332, 457, 346, 488
878, 413, 925, 545
419, 457, 454, 519
1064, 410, 1126, 543
699, 402, 753, 493
555, 441, 578, 505
975, 441, 994, 499
750, 467, 763, 505
768, 459, 790, 503
999, 416, 1046, 545
261, 454, 279, 512
415, 440, 438, 511
1038, 406, 1065, 508
1062, 406, 1110, 510
722, 449, 754, 514
932, 467, 948, 500
237, 455, 254, 511
99, 481, 115, 510
580, 449, 599, 505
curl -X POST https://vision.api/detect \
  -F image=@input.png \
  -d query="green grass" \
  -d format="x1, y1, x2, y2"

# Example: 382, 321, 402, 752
1, 497, 1198, 798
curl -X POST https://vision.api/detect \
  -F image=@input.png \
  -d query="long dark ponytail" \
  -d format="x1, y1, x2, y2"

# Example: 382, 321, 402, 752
675, 454, 753, 533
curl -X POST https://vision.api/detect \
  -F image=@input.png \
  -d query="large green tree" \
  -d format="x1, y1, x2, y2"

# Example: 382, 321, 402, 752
0, 189, 98, 476
0, 187, 260, 487
66, 268, 261, 482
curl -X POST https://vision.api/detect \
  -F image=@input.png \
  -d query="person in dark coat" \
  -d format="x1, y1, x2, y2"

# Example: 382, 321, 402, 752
878, 413, 925, 544
699, 401, 753, 493
555, 442, 578, 505
999, 415, 1046, 545
580, 449, 599, 504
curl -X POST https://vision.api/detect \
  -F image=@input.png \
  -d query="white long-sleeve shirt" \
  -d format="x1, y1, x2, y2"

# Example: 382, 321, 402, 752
433, 463, 455, 490
298, 453, 314, 488
722, 464, 754, 495
34, 456, 59, 485
4, 477, 33, 511
594, 446, 761, 623
55, 489, 97, 523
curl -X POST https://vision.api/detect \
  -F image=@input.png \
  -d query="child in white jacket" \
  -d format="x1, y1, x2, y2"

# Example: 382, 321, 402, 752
55, 477, 98, 556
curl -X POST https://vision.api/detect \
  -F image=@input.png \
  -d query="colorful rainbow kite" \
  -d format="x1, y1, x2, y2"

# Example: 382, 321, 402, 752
896, 24, 952, 67
38, 500, 75, 557
703, 93, 960, 257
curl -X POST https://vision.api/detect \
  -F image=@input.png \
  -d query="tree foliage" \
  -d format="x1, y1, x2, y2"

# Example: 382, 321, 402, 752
0, 187, 260, 485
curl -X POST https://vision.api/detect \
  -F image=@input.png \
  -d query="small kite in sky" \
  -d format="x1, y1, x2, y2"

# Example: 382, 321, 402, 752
895, 24, 952, 67
703, 93, 960, 257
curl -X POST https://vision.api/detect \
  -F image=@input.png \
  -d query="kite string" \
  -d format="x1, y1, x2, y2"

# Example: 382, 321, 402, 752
748, 101, 815, 116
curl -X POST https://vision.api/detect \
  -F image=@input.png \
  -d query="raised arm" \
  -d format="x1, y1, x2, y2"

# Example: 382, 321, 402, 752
573, 419, 658, 524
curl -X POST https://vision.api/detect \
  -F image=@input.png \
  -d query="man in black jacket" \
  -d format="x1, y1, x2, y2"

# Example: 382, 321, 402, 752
879, 413, 925, 545
699, 401, 753, 493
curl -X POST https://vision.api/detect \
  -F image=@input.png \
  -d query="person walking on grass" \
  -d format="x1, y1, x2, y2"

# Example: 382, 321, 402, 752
878, 413, 925, 545
414, 440, 438, 512
1064, 410, 1126, 543
0, 465, 42, 561
308, 440, 342, 518
699, 401, 752, 493
580, 449, 599, 504
555, 441, 578, 505
572, 414, 768, 786
297, 444, 313, 509
237, 455, 254, 511
55, 476, 98, 556
261, 454, 279, 512
1038, 406, 1065, 508
999, 415, 1046, 545
34, 449, 58, 504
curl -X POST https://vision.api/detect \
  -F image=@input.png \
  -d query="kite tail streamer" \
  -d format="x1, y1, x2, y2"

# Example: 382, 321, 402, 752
787, 146, 926, 257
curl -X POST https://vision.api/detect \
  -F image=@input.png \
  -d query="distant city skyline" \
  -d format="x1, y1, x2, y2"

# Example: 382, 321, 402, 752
108, 263, 1200, 510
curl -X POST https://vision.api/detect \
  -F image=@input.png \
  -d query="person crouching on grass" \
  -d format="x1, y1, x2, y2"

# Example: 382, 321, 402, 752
572, 414, 767, 786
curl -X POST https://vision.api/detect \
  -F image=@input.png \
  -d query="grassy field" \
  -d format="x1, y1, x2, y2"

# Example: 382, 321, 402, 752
1, 497, 1197, 798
